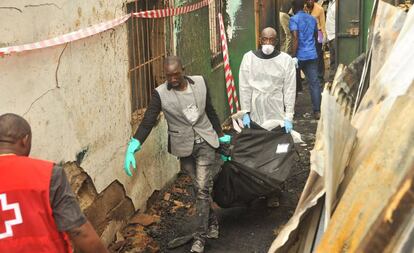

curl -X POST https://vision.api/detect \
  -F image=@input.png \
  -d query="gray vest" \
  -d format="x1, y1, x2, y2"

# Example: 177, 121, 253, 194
156, 75, 219, 157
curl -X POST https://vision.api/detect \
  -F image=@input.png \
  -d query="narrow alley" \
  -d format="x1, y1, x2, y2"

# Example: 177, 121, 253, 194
1, 0, 413, 253
108, 86, 317, 253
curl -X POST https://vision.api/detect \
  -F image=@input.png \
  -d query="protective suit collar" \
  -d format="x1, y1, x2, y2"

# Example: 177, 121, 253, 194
253, 49, 280, 59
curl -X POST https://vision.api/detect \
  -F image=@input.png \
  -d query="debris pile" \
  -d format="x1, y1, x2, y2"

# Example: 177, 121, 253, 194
109, 174, 197, 253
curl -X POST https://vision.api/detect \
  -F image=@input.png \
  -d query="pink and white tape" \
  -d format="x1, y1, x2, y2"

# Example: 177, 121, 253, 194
218, 13, 240, 113
0, 0, 209, 56
133, 0, 209, 18
0, 14, 131, 56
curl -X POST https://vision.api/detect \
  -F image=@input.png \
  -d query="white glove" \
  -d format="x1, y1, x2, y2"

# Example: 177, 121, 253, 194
292, 57, 299, 69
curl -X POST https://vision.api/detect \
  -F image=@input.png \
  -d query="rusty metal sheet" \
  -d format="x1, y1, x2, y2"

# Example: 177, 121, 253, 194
321, 88, 357, 228
316, 6, 414, 252
355, 168, 414, 253
316, 90, 414, 253
268, 170, 325, 253
343, 5, 414, 193
269, 5, 414, 252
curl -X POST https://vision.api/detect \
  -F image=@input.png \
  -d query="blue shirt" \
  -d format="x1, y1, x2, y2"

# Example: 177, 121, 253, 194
289, 11, 318, 61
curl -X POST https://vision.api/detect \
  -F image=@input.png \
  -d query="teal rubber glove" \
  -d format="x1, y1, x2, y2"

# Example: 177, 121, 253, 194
242, 114, 251, 128
284, 120, 293, 133
219, 134, 232, 144
123, 138, 141, 177
220, 154, 231, 162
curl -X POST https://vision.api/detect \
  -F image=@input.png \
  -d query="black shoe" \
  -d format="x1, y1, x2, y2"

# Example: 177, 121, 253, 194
314, 112, 321, 120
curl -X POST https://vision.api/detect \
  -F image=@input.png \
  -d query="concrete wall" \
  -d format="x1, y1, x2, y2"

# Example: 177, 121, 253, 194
0, 0, 179, 244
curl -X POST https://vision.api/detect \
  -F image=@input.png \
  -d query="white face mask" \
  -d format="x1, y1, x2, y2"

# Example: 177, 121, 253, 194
261, 44, 275, 55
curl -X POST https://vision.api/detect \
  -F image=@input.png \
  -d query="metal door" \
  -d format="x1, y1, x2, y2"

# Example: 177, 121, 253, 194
254, 0, 277, 47
336, 0, 363, 65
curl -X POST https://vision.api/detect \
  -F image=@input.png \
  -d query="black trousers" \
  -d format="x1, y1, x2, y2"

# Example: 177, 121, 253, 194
316, 42, 325, 83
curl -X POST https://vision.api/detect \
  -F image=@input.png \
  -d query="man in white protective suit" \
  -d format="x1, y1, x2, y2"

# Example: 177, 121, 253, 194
239, 27, 296, 133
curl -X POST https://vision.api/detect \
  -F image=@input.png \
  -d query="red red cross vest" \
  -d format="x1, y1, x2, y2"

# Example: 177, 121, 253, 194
0, 155, 72, 252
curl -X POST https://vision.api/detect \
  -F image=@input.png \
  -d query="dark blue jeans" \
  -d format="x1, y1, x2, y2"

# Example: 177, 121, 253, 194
299, 59, 321, 112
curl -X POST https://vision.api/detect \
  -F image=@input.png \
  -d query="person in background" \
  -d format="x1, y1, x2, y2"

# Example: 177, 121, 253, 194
123, 56, 231, 253
279, 0, 303, 93
305, 0, 327, 83
290, 0, 322, 119
326, 0, 337, 82
0, 113, 108, 253
239, 27, 296, 133
279, 0, 293, 54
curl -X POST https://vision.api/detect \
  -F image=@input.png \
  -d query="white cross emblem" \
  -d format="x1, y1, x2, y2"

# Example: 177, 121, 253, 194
0, 193, 23, 240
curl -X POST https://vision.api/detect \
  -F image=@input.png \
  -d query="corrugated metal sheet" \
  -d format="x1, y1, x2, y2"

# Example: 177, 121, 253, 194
318, 3, 414, 252
269, 2, 414, 252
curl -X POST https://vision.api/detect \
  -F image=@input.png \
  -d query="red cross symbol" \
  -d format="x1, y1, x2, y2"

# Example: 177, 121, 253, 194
0, 193, 23, 240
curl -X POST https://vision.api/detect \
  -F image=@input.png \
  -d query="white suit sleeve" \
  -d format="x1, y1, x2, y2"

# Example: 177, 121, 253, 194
283, 57, 297, 121
239, 54, 252, 112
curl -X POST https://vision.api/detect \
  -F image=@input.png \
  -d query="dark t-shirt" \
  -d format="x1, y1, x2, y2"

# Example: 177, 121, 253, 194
50, 165, 87, 232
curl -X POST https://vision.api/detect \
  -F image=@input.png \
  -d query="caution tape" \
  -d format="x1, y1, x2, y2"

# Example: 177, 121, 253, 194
0, 14, 131, 56
218, 13, 240, 113
133, 0, 209, 18
0, 0, 209, 56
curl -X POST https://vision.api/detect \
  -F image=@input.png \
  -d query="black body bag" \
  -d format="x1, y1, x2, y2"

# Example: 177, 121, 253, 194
213, 123, 297, 208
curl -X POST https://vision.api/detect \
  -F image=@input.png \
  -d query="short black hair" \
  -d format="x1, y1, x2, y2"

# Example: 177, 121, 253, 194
292, 0, 305, 13
0, 113, 31, 144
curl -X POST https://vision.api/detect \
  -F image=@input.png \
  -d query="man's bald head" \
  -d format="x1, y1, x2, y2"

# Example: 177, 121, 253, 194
0, 113, 32, 156
261, 27, 277, 38
260, 27, 277, 46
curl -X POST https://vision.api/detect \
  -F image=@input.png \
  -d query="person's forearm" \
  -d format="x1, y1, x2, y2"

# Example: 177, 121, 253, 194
291, 32, 298, 57
292, 40, 298, 57
320, 10, 327, 39
69, 221, 109, 253
133, 91, 162, 143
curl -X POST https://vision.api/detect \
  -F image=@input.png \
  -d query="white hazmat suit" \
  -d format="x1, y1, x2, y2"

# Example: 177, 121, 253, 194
239, 50, 296, 129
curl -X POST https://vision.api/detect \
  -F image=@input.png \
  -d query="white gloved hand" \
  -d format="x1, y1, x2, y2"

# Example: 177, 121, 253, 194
292, 57, 299, 69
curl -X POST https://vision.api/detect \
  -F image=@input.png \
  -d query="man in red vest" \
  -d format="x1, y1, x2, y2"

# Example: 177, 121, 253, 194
0, 113, 108, 253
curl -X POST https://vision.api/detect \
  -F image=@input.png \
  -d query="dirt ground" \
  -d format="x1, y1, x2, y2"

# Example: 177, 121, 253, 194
109, 84, 318, 253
